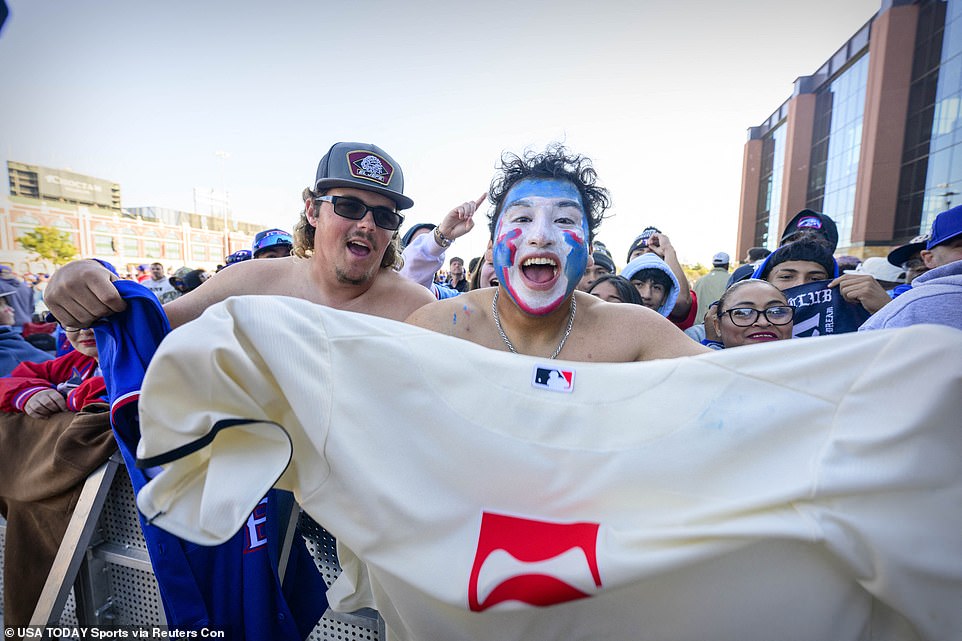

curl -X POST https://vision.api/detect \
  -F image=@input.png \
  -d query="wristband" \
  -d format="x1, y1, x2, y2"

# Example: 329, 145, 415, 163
434, 227, 453, 248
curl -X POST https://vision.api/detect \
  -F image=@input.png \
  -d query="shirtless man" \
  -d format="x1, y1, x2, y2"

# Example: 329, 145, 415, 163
407, 145, 706, 361
44, 142, 439, 327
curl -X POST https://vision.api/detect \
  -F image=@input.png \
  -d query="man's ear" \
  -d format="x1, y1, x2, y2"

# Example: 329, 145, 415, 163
306, 198, 318, 228
920, 249, 937, 270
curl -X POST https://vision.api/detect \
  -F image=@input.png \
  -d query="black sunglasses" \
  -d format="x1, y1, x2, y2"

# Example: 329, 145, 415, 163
315, 196, 404, 231
722, 305, 795, 327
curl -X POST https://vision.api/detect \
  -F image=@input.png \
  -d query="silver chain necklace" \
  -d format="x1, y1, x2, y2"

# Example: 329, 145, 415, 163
491, 289, 577, 359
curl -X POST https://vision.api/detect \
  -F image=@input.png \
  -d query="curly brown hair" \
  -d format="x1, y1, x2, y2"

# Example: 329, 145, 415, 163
294, 187, 401, 270
487, 144, 611, 245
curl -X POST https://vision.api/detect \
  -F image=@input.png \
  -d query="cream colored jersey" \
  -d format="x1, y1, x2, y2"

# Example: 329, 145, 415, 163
137, 296, 962, 641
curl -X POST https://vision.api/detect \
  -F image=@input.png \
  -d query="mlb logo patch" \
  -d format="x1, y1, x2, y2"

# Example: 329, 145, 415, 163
796, 215, 823, 230
347, 150, 394, 186
532, 365, 574, 393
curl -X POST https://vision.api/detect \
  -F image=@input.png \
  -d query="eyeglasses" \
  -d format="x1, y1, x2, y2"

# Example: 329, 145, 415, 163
901, 258, 925, 270
722, 305, 794, 326
315, 196, 404, 231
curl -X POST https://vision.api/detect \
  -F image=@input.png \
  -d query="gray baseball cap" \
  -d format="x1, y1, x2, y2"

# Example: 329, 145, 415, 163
314, 142, 414, 210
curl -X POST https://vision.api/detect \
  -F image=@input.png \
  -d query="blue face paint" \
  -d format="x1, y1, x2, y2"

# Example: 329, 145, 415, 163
492, 179, 589, 315
562, 230, 589, 287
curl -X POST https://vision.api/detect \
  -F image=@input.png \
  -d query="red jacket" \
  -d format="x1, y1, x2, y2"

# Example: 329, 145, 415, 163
0, 350, 105, 413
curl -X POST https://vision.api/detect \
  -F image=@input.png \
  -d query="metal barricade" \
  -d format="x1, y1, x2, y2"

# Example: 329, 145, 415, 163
1, 459, 383, 639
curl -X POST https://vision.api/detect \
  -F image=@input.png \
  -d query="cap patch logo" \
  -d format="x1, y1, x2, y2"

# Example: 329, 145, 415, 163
347, 151, 393, 186
796, 216, 823, 230
532, 365, 574, 393
468, 511, 602, 612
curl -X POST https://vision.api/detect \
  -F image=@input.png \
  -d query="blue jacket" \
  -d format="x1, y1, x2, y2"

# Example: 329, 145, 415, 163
94, 281, 327, 639
0, 278, 35, 327
0, 325, 54, 377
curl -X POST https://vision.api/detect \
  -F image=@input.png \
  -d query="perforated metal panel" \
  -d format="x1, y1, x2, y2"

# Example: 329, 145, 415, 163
81, 469, 165, 626
298, 513, 383, 640
3, 480, 383, 639
59, 590, 80, 628
102, 564, 165, 625
99, 470, 148, 550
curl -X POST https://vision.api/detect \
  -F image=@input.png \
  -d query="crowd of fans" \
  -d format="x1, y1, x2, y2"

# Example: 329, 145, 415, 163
1, 140, 960, 638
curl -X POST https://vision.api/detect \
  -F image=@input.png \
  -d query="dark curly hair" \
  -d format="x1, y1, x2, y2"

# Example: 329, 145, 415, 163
487, 144, 611, 245
293, 187, 401, 270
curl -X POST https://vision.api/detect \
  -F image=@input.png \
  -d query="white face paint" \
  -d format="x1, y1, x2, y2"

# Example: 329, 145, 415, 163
492, 179, 589, 315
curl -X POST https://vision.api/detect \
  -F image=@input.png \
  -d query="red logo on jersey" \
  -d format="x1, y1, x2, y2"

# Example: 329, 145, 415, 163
468, 512, 601, 611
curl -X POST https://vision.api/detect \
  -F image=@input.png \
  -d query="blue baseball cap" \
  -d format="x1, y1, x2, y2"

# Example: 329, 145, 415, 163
252, 229, 293, 257
926, 205, 962, 250
225, 249, 252, 265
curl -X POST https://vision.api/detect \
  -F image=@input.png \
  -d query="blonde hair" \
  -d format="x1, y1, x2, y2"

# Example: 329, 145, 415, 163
294, 187, 401, 270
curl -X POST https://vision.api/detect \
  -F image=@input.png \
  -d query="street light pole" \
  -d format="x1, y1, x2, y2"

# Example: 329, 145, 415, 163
215, 150, 230, 257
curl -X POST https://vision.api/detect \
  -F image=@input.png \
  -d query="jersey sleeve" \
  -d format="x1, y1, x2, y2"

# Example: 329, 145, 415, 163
800, 329, 962, 638
136, 296, 333, 545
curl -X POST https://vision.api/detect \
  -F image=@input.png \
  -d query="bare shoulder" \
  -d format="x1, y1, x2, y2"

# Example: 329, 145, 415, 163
371, 270, 437, 321
576, 292, 709, 361
164, 258, 296, 327
406, 289, 490, 334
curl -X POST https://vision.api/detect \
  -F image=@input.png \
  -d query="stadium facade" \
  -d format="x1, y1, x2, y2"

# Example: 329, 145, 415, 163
1, 160, 262, 275
737, 0, 962, 259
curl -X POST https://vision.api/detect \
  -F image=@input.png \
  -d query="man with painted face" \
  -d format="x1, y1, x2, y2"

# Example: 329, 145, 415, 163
407, 145, 705, 361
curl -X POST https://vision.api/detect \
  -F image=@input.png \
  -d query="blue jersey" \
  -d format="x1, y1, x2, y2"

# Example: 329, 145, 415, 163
94, 280, 327, 639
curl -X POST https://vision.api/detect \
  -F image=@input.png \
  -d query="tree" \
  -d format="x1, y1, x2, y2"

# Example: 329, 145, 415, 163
683, 262, 710, 284
18, 226, 79, 266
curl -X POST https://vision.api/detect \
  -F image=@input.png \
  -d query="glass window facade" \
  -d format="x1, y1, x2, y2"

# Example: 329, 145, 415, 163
922, 0, 962, 232
895, 0, 962, 238
122, 236, 140, 256
94, 235, 115, 255
806, 53, 870, 248
755, 123, 787, 249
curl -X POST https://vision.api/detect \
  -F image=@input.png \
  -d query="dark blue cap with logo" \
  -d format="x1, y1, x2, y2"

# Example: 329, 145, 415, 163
780, 209, 839, 252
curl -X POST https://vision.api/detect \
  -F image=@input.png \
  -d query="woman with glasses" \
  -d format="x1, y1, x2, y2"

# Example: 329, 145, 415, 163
711, 279, 795, 348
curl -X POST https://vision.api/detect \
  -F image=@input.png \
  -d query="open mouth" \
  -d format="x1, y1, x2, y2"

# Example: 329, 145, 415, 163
747, 331, 779, 341
346, 238, 372, 258
520, 256, 559, 288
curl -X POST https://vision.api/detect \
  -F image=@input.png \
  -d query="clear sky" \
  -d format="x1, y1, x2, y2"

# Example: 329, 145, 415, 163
0, 0, 881, 268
